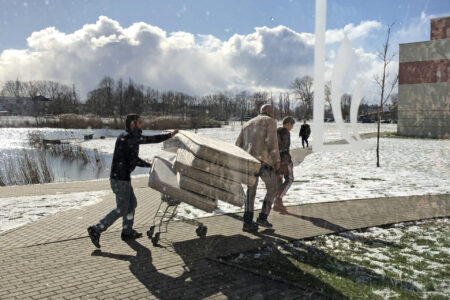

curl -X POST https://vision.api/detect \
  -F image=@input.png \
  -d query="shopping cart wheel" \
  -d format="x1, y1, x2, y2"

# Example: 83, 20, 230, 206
196, 225, 207, 238
147, 226, 155, 238
151, 232, 160, 246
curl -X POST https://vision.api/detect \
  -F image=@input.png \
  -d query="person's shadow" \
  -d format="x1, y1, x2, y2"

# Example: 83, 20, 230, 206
92, 235, 346, 299
274, 208, 399, 247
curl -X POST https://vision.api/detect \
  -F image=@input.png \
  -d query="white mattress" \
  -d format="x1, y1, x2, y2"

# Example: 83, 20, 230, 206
172, 154, 245, 195
174, 148, 257, 186
163, 130, 261, 175
148, 157, 217, 212
178, 174, 245, 207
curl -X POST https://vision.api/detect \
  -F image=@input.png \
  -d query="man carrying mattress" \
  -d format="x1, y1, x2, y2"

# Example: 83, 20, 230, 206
87, 114, 178, 248
236, 104, 280, 232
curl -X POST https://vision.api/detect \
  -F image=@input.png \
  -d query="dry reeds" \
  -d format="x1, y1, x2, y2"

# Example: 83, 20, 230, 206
144, 116, 221, 130
46, 143, 90, 165
0, 145, 106, 186
27, 130, 43, 148
58, 114, 104, 129
1, 114, 221, 129
0, 150, 54, 185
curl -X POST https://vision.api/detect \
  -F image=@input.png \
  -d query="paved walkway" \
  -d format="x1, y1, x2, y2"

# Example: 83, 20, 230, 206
0, 174, 448, 299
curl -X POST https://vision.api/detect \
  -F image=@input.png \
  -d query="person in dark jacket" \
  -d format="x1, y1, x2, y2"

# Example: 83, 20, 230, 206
88, 114, 178, 248
299, 120, 311, 148
273, 116, 295, 211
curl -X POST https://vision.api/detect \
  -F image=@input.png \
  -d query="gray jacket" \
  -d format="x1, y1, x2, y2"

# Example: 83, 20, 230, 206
236, 114, 280, 168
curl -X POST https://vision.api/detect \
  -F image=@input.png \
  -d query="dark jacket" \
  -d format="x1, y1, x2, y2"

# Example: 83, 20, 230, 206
110, 130, 172, 181
299, 124, 311, 138
277, 127, 291, 163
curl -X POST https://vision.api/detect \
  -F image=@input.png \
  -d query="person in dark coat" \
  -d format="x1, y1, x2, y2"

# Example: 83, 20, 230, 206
273, 116, 295, 211
299, 120, 311, 148
88, 114, 178, 248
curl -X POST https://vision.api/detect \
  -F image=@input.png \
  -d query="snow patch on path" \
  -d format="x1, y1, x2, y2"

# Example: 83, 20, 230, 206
0, 191, 108, 233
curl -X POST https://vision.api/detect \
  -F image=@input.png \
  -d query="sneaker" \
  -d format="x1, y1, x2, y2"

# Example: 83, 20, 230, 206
256, 218, 273, 228
121, 230, 143, 240
273, 204, 287, 212
87, 226, 101, 248
242, 222, 259, 233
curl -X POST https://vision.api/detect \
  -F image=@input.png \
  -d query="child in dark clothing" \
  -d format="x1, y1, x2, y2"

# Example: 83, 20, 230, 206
273, 116, 295, 211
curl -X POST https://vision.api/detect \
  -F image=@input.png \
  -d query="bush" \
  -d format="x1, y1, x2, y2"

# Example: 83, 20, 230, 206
144, 116, 221, 130
58, 114, 103, 129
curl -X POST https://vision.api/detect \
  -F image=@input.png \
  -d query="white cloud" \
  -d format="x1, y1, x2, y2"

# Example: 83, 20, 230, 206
325, 20, 382, 44
394, 11, 429, 44
0, 16, 394, 102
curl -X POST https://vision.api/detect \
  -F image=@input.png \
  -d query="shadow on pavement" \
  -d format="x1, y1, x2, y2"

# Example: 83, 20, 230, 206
257, 229, 416, 294
91, 234, 343, 299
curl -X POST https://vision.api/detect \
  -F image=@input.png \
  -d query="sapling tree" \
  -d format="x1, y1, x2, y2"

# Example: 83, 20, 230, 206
374, 23, 398, 167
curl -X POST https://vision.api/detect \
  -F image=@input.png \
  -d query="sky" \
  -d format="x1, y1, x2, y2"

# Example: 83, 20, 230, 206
0, 0, 449, 102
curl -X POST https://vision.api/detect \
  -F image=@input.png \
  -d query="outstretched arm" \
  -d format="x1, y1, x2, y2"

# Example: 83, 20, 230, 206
140, 133, 171, 144
139, 130, 178, 144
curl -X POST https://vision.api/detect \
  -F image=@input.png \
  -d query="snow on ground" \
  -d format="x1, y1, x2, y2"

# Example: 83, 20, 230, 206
0, 191, 108, 234
304, 218, 450, 297
138, 136, 449, 220
0, 122, 448, 232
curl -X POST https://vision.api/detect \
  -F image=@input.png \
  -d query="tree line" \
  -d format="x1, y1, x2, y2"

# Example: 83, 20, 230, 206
1, 76, 397, 121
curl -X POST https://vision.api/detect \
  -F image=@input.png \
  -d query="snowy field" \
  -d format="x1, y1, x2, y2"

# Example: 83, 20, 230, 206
0, 122, 449, 233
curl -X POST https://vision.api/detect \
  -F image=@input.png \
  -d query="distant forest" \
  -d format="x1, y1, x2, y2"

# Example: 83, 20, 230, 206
1, 77, 396, 121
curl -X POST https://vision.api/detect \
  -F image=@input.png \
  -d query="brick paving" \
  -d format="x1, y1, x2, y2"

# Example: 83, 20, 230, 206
0, 176, 448, 299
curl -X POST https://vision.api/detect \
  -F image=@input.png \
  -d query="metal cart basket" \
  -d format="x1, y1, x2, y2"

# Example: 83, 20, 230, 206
147, 193, 207, 246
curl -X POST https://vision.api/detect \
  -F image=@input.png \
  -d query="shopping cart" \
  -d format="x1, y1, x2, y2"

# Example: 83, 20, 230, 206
146, 193, 208, 246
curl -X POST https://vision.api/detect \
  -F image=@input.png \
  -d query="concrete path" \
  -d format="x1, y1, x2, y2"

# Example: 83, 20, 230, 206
0, 174, 448, 299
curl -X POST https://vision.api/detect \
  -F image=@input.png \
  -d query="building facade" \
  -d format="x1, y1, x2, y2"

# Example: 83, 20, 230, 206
398, 16, 449, 138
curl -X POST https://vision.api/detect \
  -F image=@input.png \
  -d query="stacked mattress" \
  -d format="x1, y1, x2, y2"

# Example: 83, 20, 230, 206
149, 130, 261, 212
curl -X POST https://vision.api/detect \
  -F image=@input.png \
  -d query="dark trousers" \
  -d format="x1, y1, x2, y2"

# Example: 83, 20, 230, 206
301, 136, 309, 148
275, 161, 294, 203
243, 165, 278, 224
95, 179, 137, 234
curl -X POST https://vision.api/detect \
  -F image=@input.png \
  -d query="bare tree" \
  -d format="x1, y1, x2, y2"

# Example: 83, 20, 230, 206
284, 93, 291, 116
374, 23, 399, 167
290, 76, 313, 120
1, 79, 24, 97
278, 93, 283, 119
324, 80, 332, 119
324, 80, 331, 107
23, 81, 40, 98
341, 93, 352, 121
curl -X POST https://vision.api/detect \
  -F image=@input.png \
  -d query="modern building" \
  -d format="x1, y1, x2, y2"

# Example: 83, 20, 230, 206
398, 16, 449, 138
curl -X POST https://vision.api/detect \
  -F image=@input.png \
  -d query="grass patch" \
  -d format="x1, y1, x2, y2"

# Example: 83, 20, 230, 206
224, 218, 449, 299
